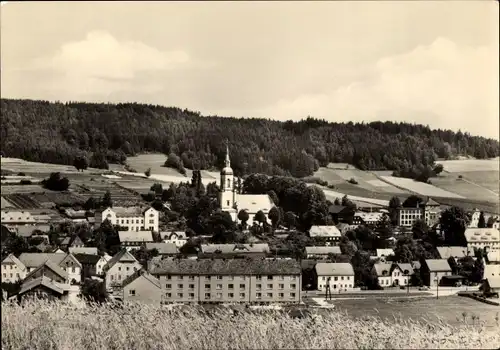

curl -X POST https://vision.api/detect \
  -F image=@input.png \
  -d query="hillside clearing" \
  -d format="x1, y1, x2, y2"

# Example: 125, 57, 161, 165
379, 176, 465, 199
435, 158, 499, 173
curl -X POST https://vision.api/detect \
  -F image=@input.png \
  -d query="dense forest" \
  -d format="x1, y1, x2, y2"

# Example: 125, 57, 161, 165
1, 99, 498, 178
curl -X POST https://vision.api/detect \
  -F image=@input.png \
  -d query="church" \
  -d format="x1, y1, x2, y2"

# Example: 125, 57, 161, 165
219, 145, 275, 226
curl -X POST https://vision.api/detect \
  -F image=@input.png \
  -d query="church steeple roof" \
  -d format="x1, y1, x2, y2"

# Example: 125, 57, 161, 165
221, 141, 233, 175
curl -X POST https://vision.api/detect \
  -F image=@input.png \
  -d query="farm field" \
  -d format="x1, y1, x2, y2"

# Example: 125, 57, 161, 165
459, 171, 499, 194
435, 157, 499, 173
1, 196, 14, 208
430, 172, 499, 203
320, 186, 390, 207
0, 184, 46, 194
380, 176, 465, 199
0, 157, 100, 174
111, 153, 193, 177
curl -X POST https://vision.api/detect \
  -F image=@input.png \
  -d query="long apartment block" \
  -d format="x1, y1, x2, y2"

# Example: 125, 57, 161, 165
149, 258, 302, 304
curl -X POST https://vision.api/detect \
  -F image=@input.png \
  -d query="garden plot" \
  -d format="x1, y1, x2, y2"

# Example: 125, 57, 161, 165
380, 176, 464, 199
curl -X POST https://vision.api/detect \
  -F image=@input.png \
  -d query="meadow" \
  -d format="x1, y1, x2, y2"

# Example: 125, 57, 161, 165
2, 300, 499, 350
435, 158, 499, 173
379, 176, 465, 199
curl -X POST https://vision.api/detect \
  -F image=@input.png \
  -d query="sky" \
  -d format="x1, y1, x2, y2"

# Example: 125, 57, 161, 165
1, 1, 498, 139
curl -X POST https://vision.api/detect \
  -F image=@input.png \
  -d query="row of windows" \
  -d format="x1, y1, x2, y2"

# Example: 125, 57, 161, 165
117, 266, 138, 272
379, 279, 407, 285
318, 284, 352, 289
2, 273, 20, 278
165, 275, 296, 281
321, 276, 351, 281
165, 283, 297, 290
163, 292, 297, 299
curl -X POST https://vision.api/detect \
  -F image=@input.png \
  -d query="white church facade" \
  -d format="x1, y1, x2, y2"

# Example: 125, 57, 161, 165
219, 146, 275, 227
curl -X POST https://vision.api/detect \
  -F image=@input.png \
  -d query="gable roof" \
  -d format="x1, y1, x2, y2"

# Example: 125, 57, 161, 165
235, 194, 274, 214
376, 249, 395, 257
464, 228, 500, 243
144, 242, 179, 255
422, 197, 440, 206
397, 263, 414, 275
315, 262, 354, 276
60, 235, 84, 247
436, 246, 470, 259
373, 263, 393, 277
18, 276, 65, 296
200, 244, 270, 254
18, 253, 67, 268
354, 211, 385, 222
69, 247, 99, 255
24, 260, 69, 281
305, 246, 342, 255
122, 269, 161, 289
74, 253, 102, 265
1, 253, 26, 271
328, 205, 350, 214
424, 259, 452, 272
487, 251, 500, 263
104, 249, 139, 271
309, 226, 341, 238
150, 258, 301, 275
14, 225, 51, 237
118, 230, 154, 243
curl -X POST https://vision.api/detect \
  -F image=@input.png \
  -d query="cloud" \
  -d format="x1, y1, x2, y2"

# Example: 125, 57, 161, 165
253, 37, 498, 138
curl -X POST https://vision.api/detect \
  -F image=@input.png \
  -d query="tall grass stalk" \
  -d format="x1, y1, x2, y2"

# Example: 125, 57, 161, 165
2, 300, 499, 350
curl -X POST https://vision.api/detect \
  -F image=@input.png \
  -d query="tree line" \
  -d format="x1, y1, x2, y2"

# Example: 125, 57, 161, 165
2, 99, 498, 179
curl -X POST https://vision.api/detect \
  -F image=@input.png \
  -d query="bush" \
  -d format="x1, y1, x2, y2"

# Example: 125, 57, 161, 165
19, 180, 32, 185
302, 176, 328, 187
17, 172, 26, 176
348, 178, 358, 185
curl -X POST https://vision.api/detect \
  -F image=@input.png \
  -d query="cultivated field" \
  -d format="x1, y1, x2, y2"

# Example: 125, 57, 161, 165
2, 300, 498, 350
319, 187, 390, 207
0, 184, 46, 194
379, 176, 465, 199
430, 173, 499, 203
435, 158, 499, 173
111, 153, 192, 177
0, 197, 14, 208
0, 157, 97, 174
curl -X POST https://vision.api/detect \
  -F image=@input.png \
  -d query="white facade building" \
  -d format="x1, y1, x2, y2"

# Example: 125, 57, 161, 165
315, 262, 355, 291
95, 207, 159, 232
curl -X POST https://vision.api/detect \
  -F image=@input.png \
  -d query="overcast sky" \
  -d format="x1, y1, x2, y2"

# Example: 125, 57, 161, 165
1, 1, 498, 138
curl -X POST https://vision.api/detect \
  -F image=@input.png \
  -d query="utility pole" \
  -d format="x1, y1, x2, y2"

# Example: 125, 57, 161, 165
435, 272, 439, 299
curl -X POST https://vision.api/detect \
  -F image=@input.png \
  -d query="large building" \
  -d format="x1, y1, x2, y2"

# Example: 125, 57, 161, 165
464, 228, 500, 253
398, 197, 441, 227
219, 145, 275, 226
314, 262, 355, 292
150, 258, 302, 304
95, 206, 159, 232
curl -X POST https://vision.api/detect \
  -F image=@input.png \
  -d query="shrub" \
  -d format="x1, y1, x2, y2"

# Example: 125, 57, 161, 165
17, 172, 26, 176
348, 178, 358, 185
19, 180, 32, 185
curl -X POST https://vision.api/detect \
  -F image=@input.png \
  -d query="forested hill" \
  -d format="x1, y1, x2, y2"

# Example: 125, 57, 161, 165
1, 98, 499, 178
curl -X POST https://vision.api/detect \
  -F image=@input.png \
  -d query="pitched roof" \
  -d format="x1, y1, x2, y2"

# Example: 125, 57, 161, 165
235, 194, 274, 213
145, 242, 179, 255
74, 253, 102, 265
487, 251, 500, 263
412, 260, 421, 270
422, 197, 440, 206
424, 259, 452, 272
69, 247, 98, 255
485, 277, 500, 289
200, 244, 270, 254
150, 258, 301, 275
24, 260, 68, 281
436, 246, 470, 259
18, 253, 67, 268
15, 225, 51, 237
102, 206, 144, 217
60, 235, 84, 247
118, 230, 154, 243
309, 226, 341, 238
305, 246, 342, 255
354, 212, 385, 222
160, 231, 187, 240
122, 269, 161, 289
373, 263, 393, 277
1, 253, 26, 271
104, 249, 139, 271
18, 276, 65, 296
376, 249, 395, 257
464, 228, 500, 243
397, 263, 414, 275
315, 262, 354, 276
328, 205, 349, 214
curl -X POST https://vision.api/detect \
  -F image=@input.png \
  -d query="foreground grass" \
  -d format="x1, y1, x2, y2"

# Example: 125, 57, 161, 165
2, 300, 499, 350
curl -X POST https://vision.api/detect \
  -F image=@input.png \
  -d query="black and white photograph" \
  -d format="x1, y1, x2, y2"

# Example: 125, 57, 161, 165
1, 1, 499, 349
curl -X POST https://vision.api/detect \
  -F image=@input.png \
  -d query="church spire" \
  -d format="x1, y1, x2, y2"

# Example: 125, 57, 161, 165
224, 140, 231, 167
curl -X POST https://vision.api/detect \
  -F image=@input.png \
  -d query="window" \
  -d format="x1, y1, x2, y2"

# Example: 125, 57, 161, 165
256, 275, 262, 280
228, 293, 234, 298
290, 284, 296, 289
256, 284, 261, 290
16, 273, 19, 277
118, 267, 122, 272
279, 293, 284, 298
267, 284, 273, 289
166, 293, 171, 298
334, 276, 338, 281
177, 293, 183, 298
206, 276, 211, 280
167, 275, 172, 280
228, 284, 234, 289
240, 293, 245, 299
126, 267, 130, 271
136, 219, 139, 224
290, 293, 296, 298
279, 276, 284, 280
216, 284, 222, 289
341, 276, 344, 281
346, 276, 350, 281
279, 284, 284, 289
205, 284, 210, 289
189, 284, 195, 289
240, 284, 245, 290
129, 290, 136, 296
72, 267, 75, 273
216, 293, 222, 299
217, 276, 223, 280
256, 292, 262, 299
149, 220, 154, 224
188, 276, 195, 281
111, 275, 114, 280
189, 293, 194, 299
322, 276, 326, 281
126, 220, 129, 224
179, 276, 184, 280
166, 284, 171, 289
267, 293, 273, 298
118, 275, 121, 280
205, 293, 211, 299
267, 276, 273, 280
178, 284, 183, 289
226, 200, 230, 206
227, 179, 231, 188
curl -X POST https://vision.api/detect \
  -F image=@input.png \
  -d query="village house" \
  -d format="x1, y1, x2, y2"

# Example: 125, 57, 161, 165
103, 249, 142, 291
199, 243, 270, 259
219, 146, 275, 226
487, 251, 500, 264
376, 249, 395, 259
314, 262, 355, 292
308, 226, 342, 245
94, 206, 159, 232
353, 211, 386, 226
464, 228, 500, 253
335, 223, 358, 235
9, 224, 51, 238
18, 252, 82, 284
119, 269, 162, 304
160, 231, 188, 248
150, 258, 301, 304
1, 253, 27, 283
16, 261, 71, 302
436, 246, 471, 260
69, 247, 99, 255
74, 253, 111, 279
397, 197, 441, 227
118, 230, 154, 251
328, 205, 355, 224
373, 263, 413, 287
60, 235, 85, 251
468, 209, 482, 228
484, 264, 500, 279
305, 246, 342, 259
145, 242, 179, 256
420, 259, 452, 287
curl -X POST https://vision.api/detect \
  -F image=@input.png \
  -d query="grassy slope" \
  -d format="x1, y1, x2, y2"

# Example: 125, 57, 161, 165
2, 301, 499, 350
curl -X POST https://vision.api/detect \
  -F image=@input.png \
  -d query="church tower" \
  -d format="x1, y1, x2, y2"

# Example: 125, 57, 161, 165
219, 143, 236, 212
